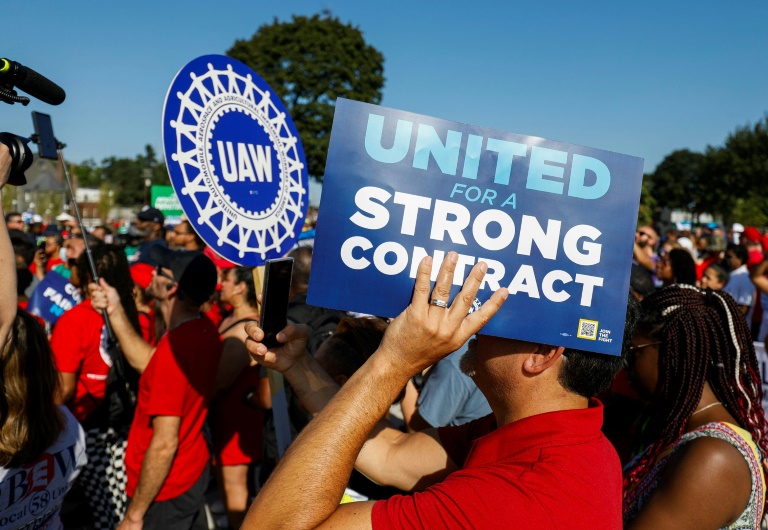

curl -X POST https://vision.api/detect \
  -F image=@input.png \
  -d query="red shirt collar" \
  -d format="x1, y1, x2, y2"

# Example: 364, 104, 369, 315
466, 398, 605, 467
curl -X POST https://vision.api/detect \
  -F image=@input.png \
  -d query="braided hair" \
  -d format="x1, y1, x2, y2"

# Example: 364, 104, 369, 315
623, 284, 768, 513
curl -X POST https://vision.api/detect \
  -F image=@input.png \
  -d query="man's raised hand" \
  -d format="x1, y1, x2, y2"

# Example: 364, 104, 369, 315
378, 251, 508, 376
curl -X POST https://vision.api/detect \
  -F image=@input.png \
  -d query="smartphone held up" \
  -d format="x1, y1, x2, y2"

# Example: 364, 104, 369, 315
259, 257, 294, 349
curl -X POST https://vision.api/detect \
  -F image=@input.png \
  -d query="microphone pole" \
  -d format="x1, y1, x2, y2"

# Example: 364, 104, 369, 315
56, 140, 118, 347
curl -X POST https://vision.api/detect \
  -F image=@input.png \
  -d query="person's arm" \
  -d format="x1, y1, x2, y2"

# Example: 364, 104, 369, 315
0, 144, 16, 349
119, 416, 180, 529
242, 253, 508, 529
750, 259, 768, 295
245, 324, 454, 491
626, 437, 752, 530
245, 374, 272, 410
90, 279, 155, 373
55, 372, 78, 405
32, 249, 45, 281
400, 378, 421, 426
633, 242, 655, 272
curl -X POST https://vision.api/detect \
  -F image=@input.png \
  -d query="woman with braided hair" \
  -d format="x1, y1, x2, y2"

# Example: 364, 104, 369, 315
623, 284, 768, 529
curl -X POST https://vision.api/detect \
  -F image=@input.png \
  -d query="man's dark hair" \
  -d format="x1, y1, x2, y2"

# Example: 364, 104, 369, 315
93, 224, 112, 237
706, 263, 729, 285
288, 246, 313, 292
557, 293, 642, 398
726, 243, 748, 267
630, 264, 655, 299
5, 212, 21, 223
48, 233, 64, 248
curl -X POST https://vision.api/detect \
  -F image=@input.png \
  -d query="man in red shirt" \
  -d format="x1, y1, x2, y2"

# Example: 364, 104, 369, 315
91, 247, 220, 529
241, 252, 640, 529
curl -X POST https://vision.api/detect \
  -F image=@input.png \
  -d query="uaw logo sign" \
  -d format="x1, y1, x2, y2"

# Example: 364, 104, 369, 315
163, 55, 308, 265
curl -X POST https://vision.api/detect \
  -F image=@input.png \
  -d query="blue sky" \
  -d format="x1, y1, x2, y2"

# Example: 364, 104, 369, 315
3, 1, 766, 176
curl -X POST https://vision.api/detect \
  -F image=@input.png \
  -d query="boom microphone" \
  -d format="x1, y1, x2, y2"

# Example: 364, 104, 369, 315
0, 58, 65, 105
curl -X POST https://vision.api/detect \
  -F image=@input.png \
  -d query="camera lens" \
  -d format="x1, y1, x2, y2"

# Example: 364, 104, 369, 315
0, 132, 33, 185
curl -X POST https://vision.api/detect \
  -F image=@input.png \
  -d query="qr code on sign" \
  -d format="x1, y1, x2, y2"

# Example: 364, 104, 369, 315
577, 319, 598, 340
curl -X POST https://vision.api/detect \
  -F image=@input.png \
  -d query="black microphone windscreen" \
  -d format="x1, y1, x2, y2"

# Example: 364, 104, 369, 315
17, 66, 65, 106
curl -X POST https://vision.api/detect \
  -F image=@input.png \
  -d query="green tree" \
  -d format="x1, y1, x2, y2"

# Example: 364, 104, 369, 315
74, 159, 101, 188
100, 145, 170, 206
98, 182, 115, 221
228, 14, 385, 181
647, 149, 706, 214
698, 115, 768, 222
731, 196, 768, 228
637, 174, 656, 227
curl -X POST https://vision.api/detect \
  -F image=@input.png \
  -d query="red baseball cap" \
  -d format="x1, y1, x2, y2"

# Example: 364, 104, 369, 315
743, 226, 761, 243
130, 263, 155, 290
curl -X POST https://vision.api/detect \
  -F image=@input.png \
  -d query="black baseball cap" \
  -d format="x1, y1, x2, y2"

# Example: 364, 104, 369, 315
149, 246, 216, 305
136, 206, 164, 225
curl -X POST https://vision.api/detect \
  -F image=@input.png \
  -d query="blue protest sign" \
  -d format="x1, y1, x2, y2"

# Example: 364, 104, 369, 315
308, 99, 644, 355
27, 270, 82, 325
162, 55, 309, 266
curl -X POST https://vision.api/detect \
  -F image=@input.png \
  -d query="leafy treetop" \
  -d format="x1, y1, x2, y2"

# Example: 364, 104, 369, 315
228, 14, 385, 182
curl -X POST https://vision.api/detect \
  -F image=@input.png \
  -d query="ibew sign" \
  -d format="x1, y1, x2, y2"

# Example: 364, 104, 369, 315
308, 99, 644, 355
162, 55, 309, 266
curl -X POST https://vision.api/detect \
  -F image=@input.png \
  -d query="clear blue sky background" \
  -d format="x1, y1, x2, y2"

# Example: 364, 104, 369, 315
3, 1, 767, 177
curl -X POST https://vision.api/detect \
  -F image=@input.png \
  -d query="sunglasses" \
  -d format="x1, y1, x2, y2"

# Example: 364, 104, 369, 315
155, 265, 175, 282
628, 341, 663, 353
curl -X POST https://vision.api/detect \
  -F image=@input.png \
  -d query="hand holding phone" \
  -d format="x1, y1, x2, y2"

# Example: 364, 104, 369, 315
259, 257, 294, 349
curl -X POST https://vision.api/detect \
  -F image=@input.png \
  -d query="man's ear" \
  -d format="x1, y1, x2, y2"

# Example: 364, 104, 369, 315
522, 345, 565, 375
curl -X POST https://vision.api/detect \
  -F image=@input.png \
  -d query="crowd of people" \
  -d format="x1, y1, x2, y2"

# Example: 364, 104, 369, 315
3, 138, 768, 529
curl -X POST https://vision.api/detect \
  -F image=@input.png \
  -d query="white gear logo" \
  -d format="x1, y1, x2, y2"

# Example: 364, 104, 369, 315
168, 62, 306, 261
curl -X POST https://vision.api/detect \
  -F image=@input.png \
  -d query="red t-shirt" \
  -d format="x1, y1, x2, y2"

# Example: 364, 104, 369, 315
50, 300, 110, 422
28, 256, 65, 276
46, 256, 65, 272
138, 311, 156, 346
125, 316, 222, 501
372, 400, 622, 529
